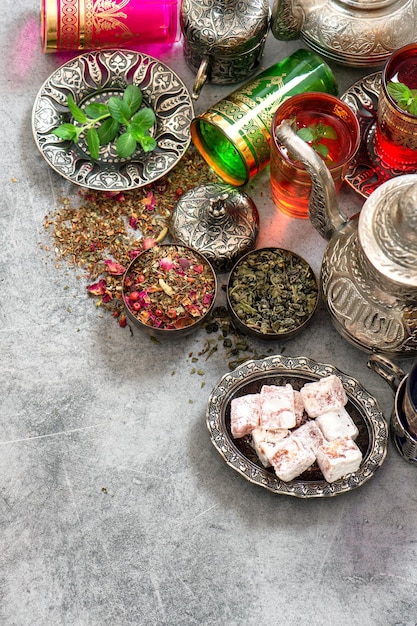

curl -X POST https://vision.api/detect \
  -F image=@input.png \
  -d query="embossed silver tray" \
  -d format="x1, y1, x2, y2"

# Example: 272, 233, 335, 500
32, 50, 194, 191
341, 72, 417, 198
206, 355, 388, 498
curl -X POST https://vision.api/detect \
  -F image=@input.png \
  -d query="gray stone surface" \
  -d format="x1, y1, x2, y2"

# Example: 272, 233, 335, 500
1, 1, 417, 625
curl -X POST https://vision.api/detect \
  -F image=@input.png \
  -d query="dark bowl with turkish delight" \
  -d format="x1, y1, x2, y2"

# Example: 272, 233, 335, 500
226, 247, 318, 341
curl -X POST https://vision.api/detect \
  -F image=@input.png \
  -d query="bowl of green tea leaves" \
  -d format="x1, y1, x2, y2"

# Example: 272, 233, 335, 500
226, 248, 318, 340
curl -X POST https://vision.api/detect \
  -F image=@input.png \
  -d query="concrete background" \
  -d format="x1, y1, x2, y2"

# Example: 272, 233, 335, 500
1, 1, 416, 625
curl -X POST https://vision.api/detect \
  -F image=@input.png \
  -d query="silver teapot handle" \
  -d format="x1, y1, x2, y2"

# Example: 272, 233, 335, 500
367, 354, 406, 393
275, 120, 349, 241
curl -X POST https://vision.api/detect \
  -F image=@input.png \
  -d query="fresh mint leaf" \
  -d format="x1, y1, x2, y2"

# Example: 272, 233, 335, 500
86, 127, 100, 160
84, 102, 109, 119
67, 94, 88, 124
297, 127, 315, 143
116, 132, 137, 158
52, 85, 157, 160
108, 97, 132, 124
296, 121, 337, 162
387, 81, 410, 104
131, 108, 156, 132
318, 124, 337, 140
97, 118, 120, 144
138, 135, 157, 153
314, 142, 329, 158
52, 123, 79, 141
410, 96, 417, 116
387, 81, 417, 116
123, 85, 143, 115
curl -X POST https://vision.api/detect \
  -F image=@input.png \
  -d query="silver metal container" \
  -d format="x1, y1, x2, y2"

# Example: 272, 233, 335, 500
180, 0, 270, 99
270, 0, 417, 68
368, 355, 417, 465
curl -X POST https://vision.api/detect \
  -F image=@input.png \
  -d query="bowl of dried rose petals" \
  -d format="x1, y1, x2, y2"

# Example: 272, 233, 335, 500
122, 243, 218, 338
226, 247, 318, 341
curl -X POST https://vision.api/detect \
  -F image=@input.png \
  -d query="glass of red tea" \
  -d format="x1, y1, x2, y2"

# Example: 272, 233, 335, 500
270, 92, 360, 219
374, 43, 417, 171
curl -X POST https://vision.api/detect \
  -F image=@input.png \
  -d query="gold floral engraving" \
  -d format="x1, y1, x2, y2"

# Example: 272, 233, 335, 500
84, 0, 133, 46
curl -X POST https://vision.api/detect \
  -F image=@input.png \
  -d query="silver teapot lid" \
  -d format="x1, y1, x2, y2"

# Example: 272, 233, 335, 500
359, 175, 417, 287
170, 183, 259, 273
181, 0, 270, 57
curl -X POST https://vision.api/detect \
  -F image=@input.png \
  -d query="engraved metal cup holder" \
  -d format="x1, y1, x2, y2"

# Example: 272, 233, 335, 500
368, 354, 417, 465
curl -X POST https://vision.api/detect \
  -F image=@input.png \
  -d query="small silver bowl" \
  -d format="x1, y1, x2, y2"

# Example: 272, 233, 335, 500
122, 243, 217, 339
226, 247, 318, 340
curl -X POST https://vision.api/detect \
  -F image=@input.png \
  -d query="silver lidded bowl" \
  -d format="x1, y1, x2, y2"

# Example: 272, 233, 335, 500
226, 247, 319, 340
180, 0, 270, 99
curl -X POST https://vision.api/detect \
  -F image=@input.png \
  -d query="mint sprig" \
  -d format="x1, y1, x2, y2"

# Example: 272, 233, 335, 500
52, 84, 157, 160
296, 123, 337, 159
387, 81, 417, 116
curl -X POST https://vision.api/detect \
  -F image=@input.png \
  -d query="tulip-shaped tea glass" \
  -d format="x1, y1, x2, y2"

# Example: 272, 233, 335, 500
374, 43, 417, 171
270, 92, 360, 219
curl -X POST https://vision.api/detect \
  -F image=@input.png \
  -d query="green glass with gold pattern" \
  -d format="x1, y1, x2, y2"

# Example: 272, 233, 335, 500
191, 48, 338, 186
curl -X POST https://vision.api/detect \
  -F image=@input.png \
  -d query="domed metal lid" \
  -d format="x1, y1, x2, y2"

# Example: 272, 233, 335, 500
170, 183, 259, 273
180, 0, 270, 57
359, 175, 417, 287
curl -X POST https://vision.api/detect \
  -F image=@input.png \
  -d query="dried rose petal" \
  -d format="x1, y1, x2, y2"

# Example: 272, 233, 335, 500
104, 191, 125, 202
193, 263, 204, 274
142, 237, 156, 250
141, 191, 156, 211
202, 292, 214, 307
159, 257, 174, 271
129, 216, 138, 230
104, 259, 127, 275
178, 257, 191, 270
87, 279, 107, 296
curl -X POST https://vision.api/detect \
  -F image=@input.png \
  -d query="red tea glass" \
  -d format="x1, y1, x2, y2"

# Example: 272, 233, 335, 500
374, 43, 417, 171
270, 92, 360, 219
41, 0, 181, 53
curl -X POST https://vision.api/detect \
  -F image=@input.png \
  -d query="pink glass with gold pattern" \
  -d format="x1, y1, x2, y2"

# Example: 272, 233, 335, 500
41, 0, 181, 53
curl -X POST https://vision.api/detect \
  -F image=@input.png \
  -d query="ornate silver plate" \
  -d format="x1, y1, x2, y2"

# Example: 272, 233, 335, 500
342, 72, 417, 198
206, 355, 388, 498
32, 50, 194, 191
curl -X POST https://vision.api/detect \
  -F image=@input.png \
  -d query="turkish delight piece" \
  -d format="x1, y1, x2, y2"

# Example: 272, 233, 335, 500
230, 393, 260, 438
293, 390, 307, 427
315, 407, 359, 441
316, 437, 362, 483
251, 427, 290, 467
270, 436, 316, 482
292, 420, 326, 454
300, 375, 347, 418
260, 383, 296, 430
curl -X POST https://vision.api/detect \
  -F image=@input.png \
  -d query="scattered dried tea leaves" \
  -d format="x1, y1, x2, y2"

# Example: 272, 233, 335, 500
43, 147, 218, 326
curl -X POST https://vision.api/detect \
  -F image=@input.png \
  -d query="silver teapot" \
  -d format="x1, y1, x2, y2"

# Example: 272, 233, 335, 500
275, 120, 417, 358
270, 0, 417, 67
